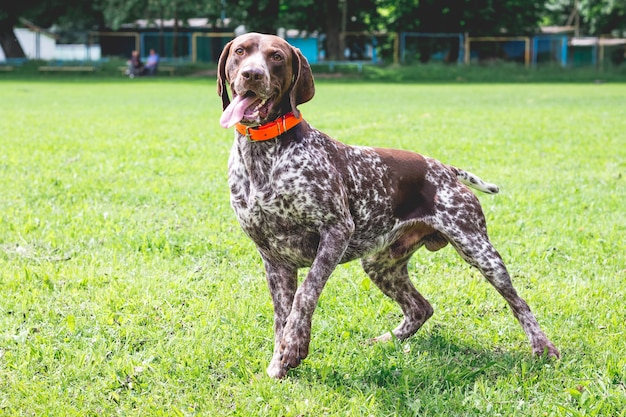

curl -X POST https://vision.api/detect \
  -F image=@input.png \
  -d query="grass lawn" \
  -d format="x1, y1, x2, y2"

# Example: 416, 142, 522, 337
0, 77, 624, 416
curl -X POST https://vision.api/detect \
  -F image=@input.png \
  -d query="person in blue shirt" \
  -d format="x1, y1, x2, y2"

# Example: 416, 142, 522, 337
144, 49, 160, 75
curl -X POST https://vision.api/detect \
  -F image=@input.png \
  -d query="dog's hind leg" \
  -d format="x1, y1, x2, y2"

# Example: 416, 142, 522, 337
438, 216, 560, 358
362, 252, 434, 342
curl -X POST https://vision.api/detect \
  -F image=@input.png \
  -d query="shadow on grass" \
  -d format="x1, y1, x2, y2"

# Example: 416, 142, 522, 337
299, 329, 555, 414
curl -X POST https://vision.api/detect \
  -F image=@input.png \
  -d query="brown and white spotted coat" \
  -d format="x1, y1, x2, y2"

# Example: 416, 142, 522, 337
217, 32, 559, 379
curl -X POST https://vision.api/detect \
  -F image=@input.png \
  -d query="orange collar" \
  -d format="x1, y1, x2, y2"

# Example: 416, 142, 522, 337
235, 112, 303, 141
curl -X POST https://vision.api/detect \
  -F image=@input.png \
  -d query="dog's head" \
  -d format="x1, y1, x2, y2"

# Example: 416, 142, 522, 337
217, 32, 315, 128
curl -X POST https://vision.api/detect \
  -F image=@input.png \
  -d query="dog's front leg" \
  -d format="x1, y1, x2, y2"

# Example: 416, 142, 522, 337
267, 220, 354, 379
262, 258, 298, 377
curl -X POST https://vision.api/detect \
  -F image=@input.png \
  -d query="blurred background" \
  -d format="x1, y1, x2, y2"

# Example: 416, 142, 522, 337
1, 1, 624, 69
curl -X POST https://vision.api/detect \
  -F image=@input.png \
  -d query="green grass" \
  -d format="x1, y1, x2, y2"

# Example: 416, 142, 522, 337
357, 62, 626, 83
0, 78, 625, 416
4, 58, 626, 83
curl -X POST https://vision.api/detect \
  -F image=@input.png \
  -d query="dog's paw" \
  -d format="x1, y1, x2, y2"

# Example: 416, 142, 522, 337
281, 331, 310, 365
266, 358, 287, 379
369, 332, 393, 344
533, 339, 560, 359
266, 330, 310, 379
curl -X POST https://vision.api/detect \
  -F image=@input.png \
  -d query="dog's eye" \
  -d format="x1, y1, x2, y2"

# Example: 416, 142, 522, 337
271, 53, 283, 61
234, 47, 244, 56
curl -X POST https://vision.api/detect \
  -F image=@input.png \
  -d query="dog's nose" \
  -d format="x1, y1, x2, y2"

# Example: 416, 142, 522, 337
241, 67, 264, 81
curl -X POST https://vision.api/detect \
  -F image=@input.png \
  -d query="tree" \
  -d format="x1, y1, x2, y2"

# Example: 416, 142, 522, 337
544, 0, 626, 36
24, 0, 103, 30
222, 0, 280, 33
219, 0, 344, 60
94, 0, 226, 56
377, 0, 545, 63
11, 0, 624, 64
0, 1, 38, 58
324, 0, 343, 60
95, 0, 147, 31
141, 0, 210, 57
376, 0, 420, 33
1, 0, 104, 57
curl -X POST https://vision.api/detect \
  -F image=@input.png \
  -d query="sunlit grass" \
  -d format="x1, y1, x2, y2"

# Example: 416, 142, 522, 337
0, 79, 624, 416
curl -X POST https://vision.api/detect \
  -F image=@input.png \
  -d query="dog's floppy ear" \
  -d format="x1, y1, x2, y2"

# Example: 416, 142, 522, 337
289, 46, 315, 118
217, 40, 233, 111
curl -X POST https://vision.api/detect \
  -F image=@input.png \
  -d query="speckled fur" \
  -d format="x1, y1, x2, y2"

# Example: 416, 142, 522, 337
218, 33, 559, 379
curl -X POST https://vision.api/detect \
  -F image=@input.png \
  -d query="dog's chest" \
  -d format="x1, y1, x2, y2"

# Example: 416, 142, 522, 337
227, 136, 330, 260
227, 131, 398, 264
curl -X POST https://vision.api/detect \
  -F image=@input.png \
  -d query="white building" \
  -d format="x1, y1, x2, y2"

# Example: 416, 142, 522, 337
0, 26, 101, 62
0, 28, 57, 61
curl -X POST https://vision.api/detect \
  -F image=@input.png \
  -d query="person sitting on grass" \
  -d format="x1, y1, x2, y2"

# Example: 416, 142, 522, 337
144, 49, 160, 76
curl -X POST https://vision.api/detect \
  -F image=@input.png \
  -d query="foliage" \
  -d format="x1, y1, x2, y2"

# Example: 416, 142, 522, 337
544, 0, 626, 36
3, 0, 626, 46
223, 0, 280, 33
375, 0, 420, 32
583, 0, 626, 35
0, 78, 625, 416
370, 0, 544, 35
0, 0, 40, 23
95, 0, 147, 30
21, 0, 103, 31
94, 0, 225, 31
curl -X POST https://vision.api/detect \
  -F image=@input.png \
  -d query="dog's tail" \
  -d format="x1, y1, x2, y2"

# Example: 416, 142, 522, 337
454, 168, 500, 194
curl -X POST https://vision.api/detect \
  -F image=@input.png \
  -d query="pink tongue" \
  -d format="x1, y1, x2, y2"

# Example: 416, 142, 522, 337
220, 95, 257, 128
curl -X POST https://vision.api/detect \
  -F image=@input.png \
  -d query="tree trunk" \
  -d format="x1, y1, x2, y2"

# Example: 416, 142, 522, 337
0, 18, 26, 59
325, 0, 341, 60
255, 0, 280, 33
446, 37, 460, 63
173, 8, 178, 58
159, 4, 165, 58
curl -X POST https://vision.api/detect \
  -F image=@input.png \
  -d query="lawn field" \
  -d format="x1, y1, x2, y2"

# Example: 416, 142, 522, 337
0, 78, 625, 416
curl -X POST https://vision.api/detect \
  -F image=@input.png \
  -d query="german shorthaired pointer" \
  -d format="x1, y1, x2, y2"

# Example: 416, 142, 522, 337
217, 33, 559, 379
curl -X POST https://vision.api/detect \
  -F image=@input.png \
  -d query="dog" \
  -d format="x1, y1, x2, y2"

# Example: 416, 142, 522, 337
217, 33, 559, 379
